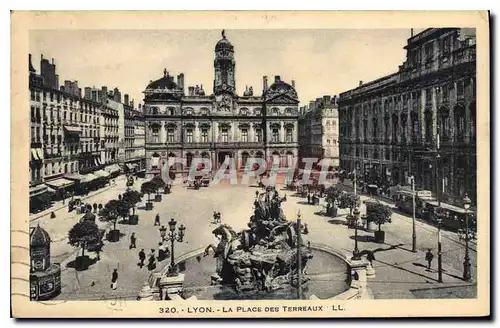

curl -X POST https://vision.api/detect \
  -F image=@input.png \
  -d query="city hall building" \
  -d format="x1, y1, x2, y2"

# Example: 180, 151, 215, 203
338, 28, 477, 203
143, 31, 300, 178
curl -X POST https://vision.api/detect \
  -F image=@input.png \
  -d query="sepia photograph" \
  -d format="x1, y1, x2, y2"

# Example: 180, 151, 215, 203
11, 11, 490, 318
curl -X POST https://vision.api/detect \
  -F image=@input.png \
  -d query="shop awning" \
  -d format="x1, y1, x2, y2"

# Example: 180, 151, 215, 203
81, 173, 99, 183
65, 173, 83, 181
63, 125, 82, 134
31, 149, 39, 161
105, 164, 121, 174
45, 178, 75, 189
126, 163, 134, 170
94, 170, 110, 178
29, 184, 47, 197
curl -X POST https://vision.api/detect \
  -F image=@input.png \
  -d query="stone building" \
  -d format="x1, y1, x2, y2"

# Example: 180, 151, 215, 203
298, 95, 340, 169
143, 30, 299, 178
338, 28, 476, 203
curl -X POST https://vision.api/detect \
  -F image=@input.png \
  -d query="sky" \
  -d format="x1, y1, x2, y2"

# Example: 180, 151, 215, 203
29, 29, 426, 107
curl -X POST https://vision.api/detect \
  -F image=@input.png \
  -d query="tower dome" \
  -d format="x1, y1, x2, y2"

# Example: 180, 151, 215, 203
215, 29, 234, 52
145, 69, 178, 90
30, 224, 51, 247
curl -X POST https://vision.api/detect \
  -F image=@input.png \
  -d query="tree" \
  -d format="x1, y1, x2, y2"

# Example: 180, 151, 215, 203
365, 201, 392, 231
68, 221, 100, 258
338, 192, 360, 215
325, 187, 342, 207
105, 199, 130, 230
122, 189, 142, 215
151, 176, 166, 193
141, 181, 157, 202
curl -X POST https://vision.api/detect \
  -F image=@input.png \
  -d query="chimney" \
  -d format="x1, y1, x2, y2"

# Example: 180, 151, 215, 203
130, 99, 134, 108
124, 94, 129, 106
52, 58, 55, 65
188, 86, 195, 96
84, 87, 91, 100
309, 100, 315, 110
292, 80, 295, 88
138, 103, 142, 111
274, 75, 281, 83
78, 88, 82, 98
359, 80, 363, 87
323, 95, 331, 104
263, 76, 268, 92
55, 75, 59, 90
41, 54, 43, 60
333, 95, 337, 104
101, 86, 108, 100
178, 73, 185, 90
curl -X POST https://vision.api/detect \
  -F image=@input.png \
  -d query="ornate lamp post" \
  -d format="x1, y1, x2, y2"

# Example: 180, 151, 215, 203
462, 194, 472, 282
435, 208, 446, 283
351, 207, 361, 261
165, 218, 186, 277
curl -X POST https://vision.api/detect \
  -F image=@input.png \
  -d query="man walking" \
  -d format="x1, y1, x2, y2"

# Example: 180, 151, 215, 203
154, 213, 161, 226
217, 212, 222, 224
425, 249, 434, 270
138, 249, 146, 268
129, 232, 137, 249
111, 268, 118, 290
213, 211, 217, 224
148, 249, 156, 271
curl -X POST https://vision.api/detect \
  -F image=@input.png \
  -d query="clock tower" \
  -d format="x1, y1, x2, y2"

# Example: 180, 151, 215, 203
214, 29, 236, 95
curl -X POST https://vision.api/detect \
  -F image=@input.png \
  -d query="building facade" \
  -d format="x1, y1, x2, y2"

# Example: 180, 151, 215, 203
28, 53, 144, 212
338, 28, 476, 203
298, 95, 340, 168
144, 30, 300, 178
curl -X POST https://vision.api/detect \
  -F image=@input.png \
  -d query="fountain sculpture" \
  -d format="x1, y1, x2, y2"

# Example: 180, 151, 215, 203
204, 187, 313, 294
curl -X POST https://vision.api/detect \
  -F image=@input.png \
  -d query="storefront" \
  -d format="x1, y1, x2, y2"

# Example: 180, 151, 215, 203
45, 177, 75, 201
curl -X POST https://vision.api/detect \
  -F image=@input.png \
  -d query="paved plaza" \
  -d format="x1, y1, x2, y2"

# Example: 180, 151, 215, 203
30, 174, 477, 300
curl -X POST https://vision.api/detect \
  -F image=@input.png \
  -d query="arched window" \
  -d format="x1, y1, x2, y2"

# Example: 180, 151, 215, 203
151, 107, 159, 115
272, 108, 279, 116
372, 118, 378, 139
241, 152, 249, 169
151, 124, 160, 143
168, 107, 175, 116
200, 108, 209, 116
240, 108, 249, 116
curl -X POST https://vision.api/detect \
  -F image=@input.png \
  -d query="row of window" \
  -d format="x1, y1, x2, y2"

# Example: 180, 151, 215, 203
149, 107, 296, 116
150, 127, 295, 143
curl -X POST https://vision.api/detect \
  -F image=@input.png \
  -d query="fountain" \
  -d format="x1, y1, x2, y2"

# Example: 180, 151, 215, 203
202, 188, 313, 294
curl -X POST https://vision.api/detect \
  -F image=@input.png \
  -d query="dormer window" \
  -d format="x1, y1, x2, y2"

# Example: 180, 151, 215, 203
168, 108, 175, 116
185, 108, 194, 116
240, 108, 248, 116
151, 107, 159, 115
272, 108, 279, 116
201, 108, 209, 116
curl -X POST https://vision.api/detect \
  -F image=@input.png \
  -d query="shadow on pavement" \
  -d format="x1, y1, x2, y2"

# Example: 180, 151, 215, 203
412, 262, 465, 281
327, 219, 346, 226
350, 235, 374, 242
376, 258, 438, 283
66, 255, 98, 271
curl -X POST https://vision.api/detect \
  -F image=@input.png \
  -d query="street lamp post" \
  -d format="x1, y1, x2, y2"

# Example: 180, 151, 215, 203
351, 207, 361, 261
165, 218, 186, 277
436, 210, 444, 283
410, 175, 417, 253
462, 194, 472, 282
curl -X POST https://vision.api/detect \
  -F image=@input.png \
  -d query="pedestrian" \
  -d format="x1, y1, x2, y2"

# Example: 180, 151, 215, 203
138, 249, 146, 268
366, 251, 375, 266
129, 232, 137, 249
217, 212, 222, 224
154, 213, 160, 226
425, 249, 434, 270
148, 249, 156, 271
303, 223, 309, 235
110, 268, 118, 290
255, 190, 259, 198
307, 193, 311, 205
